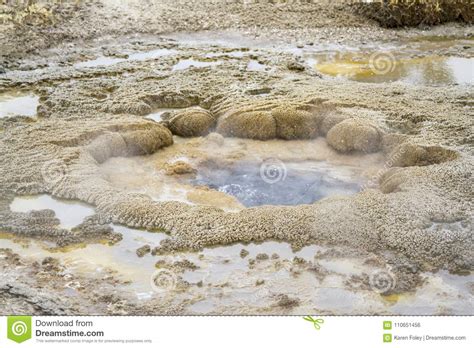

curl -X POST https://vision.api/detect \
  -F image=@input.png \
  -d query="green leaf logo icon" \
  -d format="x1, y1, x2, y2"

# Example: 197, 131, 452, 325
7, 316, 32, 343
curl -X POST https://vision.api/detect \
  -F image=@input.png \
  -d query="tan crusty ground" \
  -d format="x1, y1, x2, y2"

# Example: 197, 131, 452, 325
0, 43, 472, 273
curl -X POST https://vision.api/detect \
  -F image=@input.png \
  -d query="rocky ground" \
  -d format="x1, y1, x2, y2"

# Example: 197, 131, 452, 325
0, 0, 472, 315
0, 0, 369, 68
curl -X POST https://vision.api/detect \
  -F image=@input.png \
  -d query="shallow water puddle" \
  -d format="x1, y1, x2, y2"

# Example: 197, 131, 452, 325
75, 48, 176, 68
172, 59, 221, 71
0, 91, 39, 118
10, 194, 95, 229
190, 160, 362, 207
182, 242, 323, 284
0, 224, 167, 293
145, 108, 179, 122
311, 52, 474, 85
389, 271, 474, 315
2, 230, 376, 310
1, 224, 472, 314
74, 56, 126, 68
0, 219, 324, 297
290, 35, 473, 85
313, 287, 370, 312
318, 258, 369, 275
247, 59, 267, 71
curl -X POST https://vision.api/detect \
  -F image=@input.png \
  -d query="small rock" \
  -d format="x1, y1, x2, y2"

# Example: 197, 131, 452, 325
275, 294, 300, 308
293, 256, 306, 264
155, 259, 166, 268
174, 259, 198, 271
164, 161, 197, 176
287, 61, 305, 71
240, 249, 249, 258
136, 245, 151, 257
41, 257, 62, 272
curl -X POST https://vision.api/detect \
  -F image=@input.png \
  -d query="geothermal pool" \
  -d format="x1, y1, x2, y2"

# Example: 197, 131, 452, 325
190, 160, 363, 207
1, 27, 472, 316
97, 136, 386, 211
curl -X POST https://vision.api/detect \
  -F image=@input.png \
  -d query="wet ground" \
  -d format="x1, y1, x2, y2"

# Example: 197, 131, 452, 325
2, 32, 472, 85
0, 2, 472, 316
1, 193, 473, 315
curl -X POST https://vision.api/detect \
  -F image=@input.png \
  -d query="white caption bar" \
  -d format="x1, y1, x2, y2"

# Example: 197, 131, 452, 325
0, 316, 471, 347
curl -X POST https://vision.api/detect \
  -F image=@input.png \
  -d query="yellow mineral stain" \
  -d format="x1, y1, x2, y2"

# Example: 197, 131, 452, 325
0, 231, 30, 248
315, 55, 376, 78
381, 293, 403, 304
314, 52, 472, 85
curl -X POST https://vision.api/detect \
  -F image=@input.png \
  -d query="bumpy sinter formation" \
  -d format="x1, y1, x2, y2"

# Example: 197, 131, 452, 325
0, 42, 472, 279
